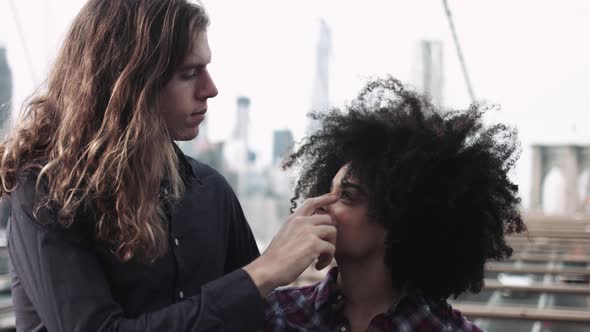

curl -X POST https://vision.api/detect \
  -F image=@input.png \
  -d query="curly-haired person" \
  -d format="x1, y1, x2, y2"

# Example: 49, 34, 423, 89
263, 77, 525, 332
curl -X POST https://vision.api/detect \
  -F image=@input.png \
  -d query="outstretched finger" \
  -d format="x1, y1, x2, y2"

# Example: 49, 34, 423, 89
297, 193, 338, 216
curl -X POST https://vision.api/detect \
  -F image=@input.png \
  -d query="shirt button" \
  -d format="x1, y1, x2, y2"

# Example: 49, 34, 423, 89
340, 326, 347, 332
179, 290, 184, 299
174, 237, 179, 246
336, 294, 343, 300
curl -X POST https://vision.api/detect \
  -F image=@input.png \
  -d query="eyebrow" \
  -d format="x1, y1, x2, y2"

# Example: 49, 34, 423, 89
177, 63, 207, 71
331, 179, 367, 196
341, 181, 366, 194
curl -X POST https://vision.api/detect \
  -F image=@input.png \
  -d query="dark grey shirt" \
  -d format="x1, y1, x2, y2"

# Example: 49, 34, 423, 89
7, 154, 264, 331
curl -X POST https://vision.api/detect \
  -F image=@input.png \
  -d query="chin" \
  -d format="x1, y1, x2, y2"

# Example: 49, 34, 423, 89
172, 128, 199, 141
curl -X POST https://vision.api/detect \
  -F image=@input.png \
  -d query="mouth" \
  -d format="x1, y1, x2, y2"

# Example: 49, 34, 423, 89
188, 110, 206, 126
191, 109, 207, 116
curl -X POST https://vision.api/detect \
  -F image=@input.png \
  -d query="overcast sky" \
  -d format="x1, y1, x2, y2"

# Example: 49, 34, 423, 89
2, 0, 590, 208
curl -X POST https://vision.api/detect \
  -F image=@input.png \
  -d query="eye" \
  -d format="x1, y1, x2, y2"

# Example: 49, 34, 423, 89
340, 191, 352, 201
180, 66, 205, 80
180, 69, 198, 79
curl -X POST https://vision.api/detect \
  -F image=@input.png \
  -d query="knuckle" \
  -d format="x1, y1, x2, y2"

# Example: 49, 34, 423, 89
307, 232, 318, 242
309, 241, 320, 253
302, 239, 315, 253
305, 196, 318, 207
301, 198, 312, 209
292, 216, 304, 224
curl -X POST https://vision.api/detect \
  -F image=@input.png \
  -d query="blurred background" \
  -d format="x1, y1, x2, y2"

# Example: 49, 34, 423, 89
1, 0, 590, 331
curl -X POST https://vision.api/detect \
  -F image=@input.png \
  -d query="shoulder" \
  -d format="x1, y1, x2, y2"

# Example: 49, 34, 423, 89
184, 155, 216, 178
9, 168, 46, 217
447, 304, 484, 332
184, 155, 232, 190
424, 299, 484, 332
264, 282, 322, 319
8, 168, 92, 243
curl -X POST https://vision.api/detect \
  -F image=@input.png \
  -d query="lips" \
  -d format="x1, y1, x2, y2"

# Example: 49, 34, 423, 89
187, 110, 206, 126
191, 109, 207, 116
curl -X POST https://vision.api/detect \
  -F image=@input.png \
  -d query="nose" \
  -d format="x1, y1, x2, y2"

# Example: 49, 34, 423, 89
196, 69, 218, 100
314, 204, 332, 215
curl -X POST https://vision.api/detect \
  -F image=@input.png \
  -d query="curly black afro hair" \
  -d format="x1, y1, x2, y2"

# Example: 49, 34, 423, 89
283, 76, 525, 300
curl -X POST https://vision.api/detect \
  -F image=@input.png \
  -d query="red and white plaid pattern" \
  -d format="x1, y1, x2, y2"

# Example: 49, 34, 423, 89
263, 267, 484, 332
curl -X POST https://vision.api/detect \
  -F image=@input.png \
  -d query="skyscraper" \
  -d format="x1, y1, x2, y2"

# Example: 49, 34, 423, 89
306, 19, 332, 136
0, 46, 11, 240
224, 96, 253, 195
0, 46, 13, 136
272, 129, 294, 165
233, 96, 251, 142
411, 40, 444, 106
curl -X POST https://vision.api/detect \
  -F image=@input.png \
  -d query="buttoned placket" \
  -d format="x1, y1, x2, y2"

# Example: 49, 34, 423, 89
165, 174, 202, 304
330, 291, 350, 332
161, 186, 184, 303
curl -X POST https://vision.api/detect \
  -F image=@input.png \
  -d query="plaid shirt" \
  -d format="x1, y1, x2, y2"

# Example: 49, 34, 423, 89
263, 267, 483, 332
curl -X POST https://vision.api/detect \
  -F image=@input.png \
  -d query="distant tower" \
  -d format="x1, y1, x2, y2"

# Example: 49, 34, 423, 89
0, 46, 11, 229
272, 129, 294, 165
412, 40, 444, 106
224, 96, 253, 195
0, 46, 13, 135
194, 117, 212, 153
306, 19, 332, 136
233, 96, 251, 142
176, 116, 211, 158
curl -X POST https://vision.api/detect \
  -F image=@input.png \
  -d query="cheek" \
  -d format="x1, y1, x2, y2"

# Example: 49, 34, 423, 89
334, 212, 386, 252
160, 83, 192, 116
334, 209, 370, 241
333, 206, 366, 228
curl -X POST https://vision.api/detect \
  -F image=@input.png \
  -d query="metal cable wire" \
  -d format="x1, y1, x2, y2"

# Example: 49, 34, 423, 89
443, 0, 476, 103
8, 0, 38, 85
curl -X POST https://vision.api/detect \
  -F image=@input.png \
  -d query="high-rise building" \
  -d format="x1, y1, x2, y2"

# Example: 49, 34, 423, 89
411, 40, 444, 106
0, 46, 13, 136
224, 96, 254, 195
233, 96, 251, 142
272, 129, 294, 165
226, 96, 252, 173
0, 46, 11, 239
306, 19, 332, 136
190, 117, 213, 154
176, 116, 210, 159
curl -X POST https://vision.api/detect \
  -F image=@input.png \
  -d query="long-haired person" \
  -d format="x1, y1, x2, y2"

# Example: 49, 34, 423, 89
0, 1, 337, 331
264, 77, 525, 331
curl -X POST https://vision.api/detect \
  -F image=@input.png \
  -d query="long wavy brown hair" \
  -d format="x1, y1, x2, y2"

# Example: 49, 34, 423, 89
0, 0, 209, 263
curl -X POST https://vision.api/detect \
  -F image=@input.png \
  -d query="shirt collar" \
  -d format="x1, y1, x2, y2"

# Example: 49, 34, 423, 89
314, 266, 343, 312
171, 142, 198, 182
385, 287, 427, 316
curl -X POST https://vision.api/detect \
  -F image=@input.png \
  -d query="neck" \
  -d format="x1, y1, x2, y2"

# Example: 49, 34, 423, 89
336, 253, 398, 325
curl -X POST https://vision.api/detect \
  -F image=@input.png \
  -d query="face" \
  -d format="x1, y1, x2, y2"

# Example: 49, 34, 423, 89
319, 164, 388, 261
160, 31, 218, 141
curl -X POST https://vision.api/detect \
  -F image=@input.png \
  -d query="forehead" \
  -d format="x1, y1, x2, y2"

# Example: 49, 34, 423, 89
332, 164, 359, 185
183, 31, 211, 64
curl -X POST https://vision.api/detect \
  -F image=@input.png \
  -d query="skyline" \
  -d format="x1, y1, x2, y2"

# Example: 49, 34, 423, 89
1, 0, 590, 209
